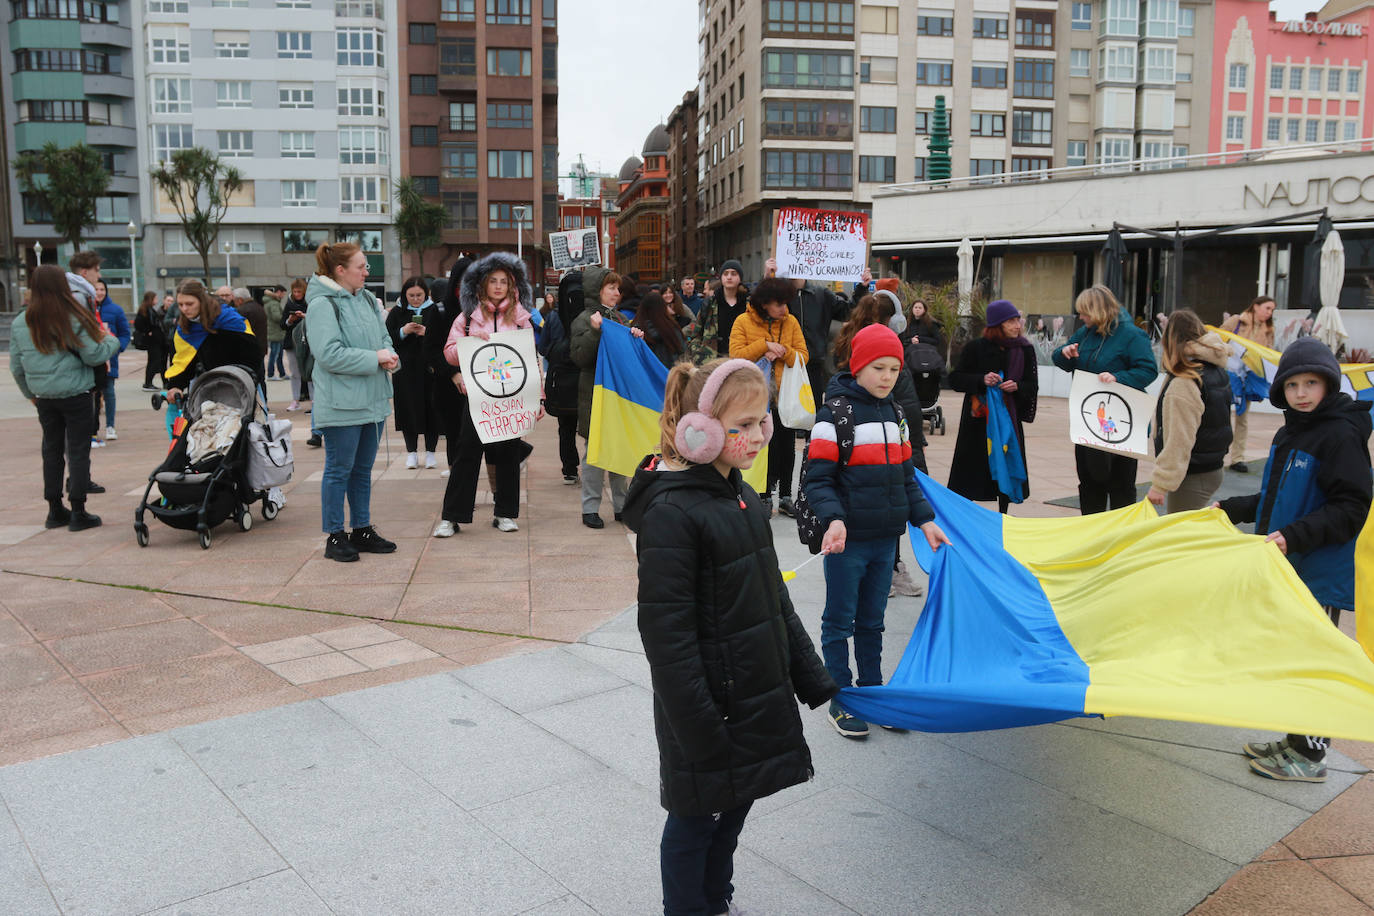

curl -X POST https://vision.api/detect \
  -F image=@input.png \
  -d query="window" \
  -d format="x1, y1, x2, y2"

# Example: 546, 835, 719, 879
282, 229, 328, 252
861, 5, 898, 33
279, 84, 314, 108
1014, 59, 1053, 98
763, 150, 853, 190
488, 202, 534, 229
214, 31, 249, 58
1306, 119, 1319, 142
149, 27, 190, 63
764, 50, 853, 89
338, 81, 385, 116
442, 142, 478, 178
486, 0, 529, 24
218, 130, 253, 157
440, 0, 474, 21
444, 191, 477, 229
1101, 0, 1136, 36
340, 177, 386, 214
1329, 68, 1342, 93
277, 32, 311, 59
281, 181, 316, 207
410, 176, 438, 197
859, 106, 896, 133
859, 55, 896, 84
543, 145, 557, 181
338, 28, 384, 67
411, 125, 438, 147
969, 159, 1003, 182
763, 0, 854, 38
858, 155, 895, 183
970, 112, 1004, 137
1070, 49, 1089, 78
763, 100, 852, 139
215, 81, 251, 108
1326, 120, 1339, 142
972, 15, 1006, 39
1267, 118, 1281, 141
1225, 116, 1245, 141
1139, 141, 1171, 168
1345, 121, 1359, 141
1270, 65, 1284, 90
148, 0, 189, 11
1095, 136, 1132, 167
446, 101, 476, 131
1177, 53, 1192, 82
1066, 140, 1086, 167
1100, 44, 1134, 82
1290, 67, 1303, 91
440, 38, 476, 75
334, 0, 380, 12
277, 0, 310, 7
153, 78, 191, 113
339, 126, 387, 164
487, 48, 531, 76
542, 44, 556, 80
1308, 68, 1323, 92
488, 101, 533, 128
1177, 5, 1193, 35
1012, 109, 1052, 145
916, 12, 952, 36
14, 49, 108, 72
917, 60, 953, 86
1144, 0, 1177, 37
153, 123, 192, 161
1349, 70, 1361, 94
1143, 46, 1174, 83
409, 22, 435, 44
542, 0, 554, 28
1011, 156, 1051, 179
1071, 3, 1090, 29
410, 75, 437, 94
1015, 10, 1053, 48
970, 64, 1006, 88
17, 99, 85, 122
913, 158, 926, 181
280, 131, 314, 158
488, 149, 534, 178
1287, 119, 1300, 141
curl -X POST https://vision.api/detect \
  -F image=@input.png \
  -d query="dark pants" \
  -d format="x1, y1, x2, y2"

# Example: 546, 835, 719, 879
1286, 605, 1342, 760
36, 394, 94, 504
1074, 445, 1139, 514
821, 536, 896, 688
144, 342, 167, 388
441, 402, 521, 523
89, 387, 102, 438
661, 802, 752, 916
402, 429, 439, 453
556, 412, 579, 478
766, 404, 794, 499
434, 381, 462, 466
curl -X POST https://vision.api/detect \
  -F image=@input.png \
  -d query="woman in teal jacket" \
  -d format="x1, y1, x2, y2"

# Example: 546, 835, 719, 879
9, 265, 119, 531
306, 242, 399, 562
1052, 284, 1159, 514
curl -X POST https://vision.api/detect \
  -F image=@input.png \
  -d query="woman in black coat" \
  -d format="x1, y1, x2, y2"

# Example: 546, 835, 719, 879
948, 299, 1038, 512
424, 258, 472, 470
541, 270, 583, 483
386, 276, 440, 468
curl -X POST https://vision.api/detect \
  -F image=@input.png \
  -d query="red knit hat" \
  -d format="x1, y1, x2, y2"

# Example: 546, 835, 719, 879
874, 277, 900, 295
850, 324, 904, 373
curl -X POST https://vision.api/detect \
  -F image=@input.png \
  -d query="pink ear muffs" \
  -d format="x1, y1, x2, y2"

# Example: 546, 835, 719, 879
672, 359, 773, 462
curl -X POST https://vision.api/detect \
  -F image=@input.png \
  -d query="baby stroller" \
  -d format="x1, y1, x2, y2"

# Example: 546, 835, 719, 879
907, 341, 946, 435
134, 365, 289, 549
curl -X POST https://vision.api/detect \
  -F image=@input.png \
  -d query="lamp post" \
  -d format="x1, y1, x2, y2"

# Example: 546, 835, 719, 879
222, 240, 232, 285
513, 205, 530, 266
126, 221, 138, 306
32, 239, 42, 265
603, 229, 610, 269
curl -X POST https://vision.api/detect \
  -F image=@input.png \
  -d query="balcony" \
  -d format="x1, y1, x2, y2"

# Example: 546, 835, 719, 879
83, 73, 134, 98
79, 21, 132, 48
85, 123, 136, 147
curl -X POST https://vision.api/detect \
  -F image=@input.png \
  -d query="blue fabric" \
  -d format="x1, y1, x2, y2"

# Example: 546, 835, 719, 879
985, 383, 1027, 504
97, 297, 131, 377
1256, 442, 1358, 609
822, 536, 898, 688
593, 320, 670, 408
1230, 369, 1269, 415
319, 420, 382, 533
839, 470, 1091, 731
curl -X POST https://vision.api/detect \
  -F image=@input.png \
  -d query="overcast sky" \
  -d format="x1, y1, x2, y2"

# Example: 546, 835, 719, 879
556, 0, 1326, 189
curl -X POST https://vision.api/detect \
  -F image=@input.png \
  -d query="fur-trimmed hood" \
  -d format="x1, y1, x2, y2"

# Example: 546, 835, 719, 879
459, 251, 533, 319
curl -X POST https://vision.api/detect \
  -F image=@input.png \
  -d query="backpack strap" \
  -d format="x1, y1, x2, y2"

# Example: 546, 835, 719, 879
828, 395, 857, 466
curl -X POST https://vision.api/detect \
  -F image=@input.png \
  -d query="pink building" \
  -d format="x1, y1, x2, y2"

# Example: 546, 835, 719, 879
1211, 0, 1374, 156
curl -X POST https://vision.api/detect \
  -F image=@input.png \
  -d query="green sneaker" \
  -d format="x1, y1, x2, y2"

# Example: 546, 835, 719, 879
1243, 738, 1289, 760
1249, 747, 1327, 783
828, 701, 868, 739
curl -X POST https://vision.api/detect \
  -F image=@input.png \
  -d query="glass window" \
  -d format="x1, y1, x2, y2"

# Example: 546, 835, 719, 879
279, 84, 314, 108
280, 131, 314, 158
1071, 3, 1090, 29
439, 0, 474, 21
765, 50, 854, 89
972, 15, 1006, 38
339, 126, 387, 164
443, 191, 477, 229
487, 48, 531, 76
1349, 69, 1361, 94
1177, 5, 1193, 35
442, 142, 478, 178
485, 0, 529, 25
281, 180, 316, 207
970, 64, 1006, 88
1015, 10, 1053, 48
762, 150, 853, 190
861, 6, 898, 33
334, 0, 380, 15
217, 130, 253, 157
763, 100, 852, 139
542, 44, 556, 80
1066, 140, 1086, 167
1287, 119, 1300, 141
970, 112, 1004, 137
1095, 136, 1132, 167
1011, 156, 1051, 179
488, 202, 534, 229
215, 80, 251, 108
1290, 67, 1303, 91
409, 22, 436, 44
337, 28, 384, 67
858, 155, 895, 183
487, 101, 533, 128
439, 38, 476, 75
1325, 120, 1339, 142
448, 101, 476, 131
916, 13, 952, 36
337, 81, 385, 116
153, 123, 192, 161
487, 149, 534, 178
1143, 46, 1174, 83
1266, 118, 1281, 141
1069, 49, 1089, 78
763, 0, 854, 38
1014, 58, 1053, 98
1306, 118, 1319, 142
1309, 68, 1323, 91
1101, 0, 1136, 37
859, 55, 896, 84
152, 78, 191, 113
1329, 68, 1342, 93
1012, 109, 1052, 145
542, 0, 554, 28
277, 31, 311, 59
1345, 121, 1358, 141
1144, 0, 1177, 38
859, 106, 896, 133
916, 59, 953, 86
913, 158, 926, 180
969, 159, 1003, 183
1177, 53, 1192, 81
1270, 65, 1284, 90
149, 28, 191, 64
149, 0, 190, 11
282, 229, 329, 252
1228, 63, 1247, 89
340, 177, 386, 214
410, 75, 437, 95
1100, 45, 1134, 82
1225, 115, 1245, 141
214, 31, 249, 58
410, 125, 438, 147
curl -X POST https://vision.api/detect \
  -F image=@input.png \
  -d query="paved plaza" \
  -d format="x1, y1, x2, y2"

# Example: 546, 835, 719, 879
0, 353, 1371, 915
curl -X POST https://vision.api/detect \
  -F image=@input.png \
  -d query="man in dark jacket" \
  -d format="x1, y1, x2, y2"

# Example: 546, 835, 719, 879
424, 258, 472, 469
233, 287, 269, 382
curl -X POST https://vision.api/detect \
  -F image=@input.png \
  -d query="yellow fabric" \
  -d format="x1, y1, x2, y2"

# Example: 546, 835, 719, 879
1003, 504, 1374, 741
742, 445, 768, 494
1211, 325, 1374, 399
1358, 506, 1374, 663
587, 386, 663, 478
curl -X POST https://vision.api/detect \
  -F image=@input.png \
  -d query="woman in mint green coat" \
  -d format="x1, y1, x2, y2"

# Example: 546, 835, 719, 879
306, 242, 399, 562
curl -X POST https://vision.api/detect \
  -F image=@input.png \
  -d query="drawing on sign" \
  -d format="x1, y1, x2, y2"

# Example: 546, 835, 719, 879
1067, 371, 1156, 459
549, 228, 602, 270
471, 342, 528, 398
1081, 391, 1133, 444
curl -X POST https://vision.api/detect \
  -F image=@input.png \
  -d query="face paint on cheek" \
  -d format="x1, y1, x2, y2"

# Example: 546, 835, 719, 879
723, 428, 751, 459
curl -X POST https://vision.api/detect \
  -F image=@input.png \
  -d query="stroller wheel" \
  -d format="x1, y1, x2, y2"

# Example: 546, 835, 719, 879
262, 500, 279, 521
236, 509, 253, 532
197, 528, 212, 550
134, 524, 149, 548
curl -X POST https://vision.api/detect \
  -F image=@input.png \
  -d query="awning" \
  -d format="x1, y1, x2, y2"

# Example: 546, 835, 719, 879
872, 219, 1374, 253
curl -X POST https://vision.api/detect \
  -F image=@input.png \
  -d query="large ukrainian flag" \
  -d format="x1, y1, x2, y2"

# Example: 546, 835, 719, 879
839, 470, 1374, 740
1213, 326, 1374, 403
587, 321, 767, 490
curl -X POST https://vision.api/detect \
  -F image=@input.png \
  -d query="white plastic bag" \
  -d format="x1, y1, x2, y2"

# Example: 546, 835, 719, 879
246, 418, 294, 490
777, 354, 816, 430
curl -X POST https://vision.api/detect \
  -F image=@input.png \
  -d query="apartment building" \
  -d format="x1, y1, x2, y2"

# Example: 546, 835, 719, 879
665, 89, 702, 283
133, 0, 401, 295
398, 0, 557, 284
614, 126, 670, 285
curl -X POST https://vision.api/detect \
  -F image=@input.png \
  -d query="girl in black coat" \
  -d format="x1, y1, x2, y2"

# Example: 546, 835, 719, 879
386, 277, 441, 468
947, 299, 1039, 512
622, 357, 836, 916
424, 258, 472, 469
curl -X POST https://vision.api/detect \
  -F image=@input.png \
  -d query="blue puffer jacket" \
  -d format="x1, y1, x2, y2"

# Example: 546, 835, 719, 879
801, 372, 935, 542
1051, 306, 1158, 391
96, 296, 131, 377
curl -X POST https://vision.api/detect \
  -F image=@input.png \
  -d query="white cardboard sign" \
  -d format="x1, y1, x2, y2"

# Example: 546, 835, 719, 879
1067, 370, 1158, 459
772, 206, 870, 283
451, 328, 541, 443
549, 228, 602, 270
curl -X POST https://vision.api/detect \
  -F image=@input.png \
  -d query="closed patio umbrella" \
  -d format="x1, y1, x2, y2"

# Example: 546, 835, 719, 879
1103, 228, 1128, 302
1313, 226, 1348, 352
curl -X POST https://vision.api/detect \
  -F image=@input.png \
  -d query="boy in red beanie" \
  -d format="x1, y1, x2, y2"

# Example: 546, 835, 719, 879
801, 324, 950, 738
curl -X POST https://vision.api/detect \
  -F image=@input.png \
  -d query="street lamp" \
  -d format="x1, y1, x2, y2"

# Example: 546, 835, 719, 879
603, 229, 610, 268
513, 205, 531, 265
32, 240, 42, 265
222, 240, 232, 285
127, 221, 138, 306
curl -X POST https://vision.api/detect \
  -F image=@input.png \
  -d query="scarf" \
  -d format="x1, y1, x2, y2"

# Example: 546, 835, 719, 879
997, 335, 1031, 426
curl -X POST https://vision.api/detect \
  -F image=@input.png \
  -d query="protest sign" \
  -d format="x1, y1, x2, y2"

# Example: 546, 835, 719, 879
1067, 370, 1157, 459
450, 329, 541, 443
772, 207, 870, 283
549, 228, 602, 270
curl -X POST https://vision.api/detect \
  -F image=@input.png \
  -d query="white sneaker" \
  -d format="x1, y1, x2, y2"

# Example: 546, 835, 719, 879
424, 451, 437, 468
405, 452, 418, 469
105, 426, 117, 440
90, 438, 105, 448
432, 520, 457, 538
492, 516, 519, 532
440, 468, 451, 478
287, 401, 300, 411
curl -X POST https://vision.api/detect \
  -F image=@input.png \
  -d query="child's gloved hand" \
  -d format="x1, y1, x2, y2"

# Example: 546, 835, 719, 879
920, 521, 951, 552
821, 520, 846, 554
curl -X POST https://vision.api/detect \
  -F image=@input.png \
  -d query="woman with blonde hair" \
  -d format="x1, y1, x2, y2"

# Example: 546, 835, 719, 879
1219, 295, 1276, 472
164, 278, 260, 401
1052, 285, 1158, 513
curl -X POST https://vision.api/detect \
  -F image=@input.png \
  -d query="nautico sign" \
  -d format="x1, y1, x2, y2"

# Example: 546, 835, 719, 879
1244, 175, 1374, 208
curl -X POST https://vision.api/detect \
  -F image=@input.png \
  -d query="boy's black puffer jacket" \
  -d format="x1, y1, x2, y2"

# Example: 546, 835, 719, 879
623, 460, 837, 816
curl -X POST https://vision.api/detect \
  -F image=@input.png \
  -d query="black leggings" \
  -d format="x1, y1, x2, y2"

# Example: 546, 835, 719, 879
36, 394, 94, 504
402, 429, 439, 453
1074, 445, 1138, 514
767, 404, 795, 498
556, 412, 579, 478
441, 400, 521, 523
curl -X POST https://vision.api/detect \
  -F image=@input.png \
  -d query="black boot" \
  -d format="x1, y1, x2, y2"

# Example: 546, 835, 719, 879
350, 526, 396, 553
324, 530, 359, 562
44, 499, 70, 529
67, 502, 101, 531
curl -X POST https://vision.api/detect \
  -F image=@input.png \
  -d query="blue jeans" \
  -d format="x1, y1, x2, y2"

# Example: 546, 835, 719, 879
267, 340, 285, 377
102, 375, 116, 428
821, 536, 897, 688
661, 802, 752, 916
319, 420, 382, 533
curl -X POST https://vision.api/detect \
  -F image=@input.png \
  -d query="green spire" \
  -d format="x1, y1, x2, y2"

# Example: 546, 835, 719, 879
928, 95, 952, 181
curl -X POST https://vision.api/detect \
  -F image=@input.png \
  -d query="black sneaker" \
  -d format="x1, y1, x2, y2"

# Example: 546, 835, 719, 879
324, 530, 359, 562
582, 513, 604, 529
67, 510, 102, 532
777, 497, 796, 518
44, 505, 71, 529
1231, 462, 1249, 474
67, 478, 105, 494
828, 700, 869, 739
613, 511, 624, 523
350, 526, 396, 553
306, 434, 322, 448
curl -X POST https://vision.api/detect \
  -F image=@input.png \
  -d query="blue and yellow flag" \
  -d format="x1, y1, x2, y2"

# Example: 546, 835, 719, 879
839, 471, 1374, 739
1358, 506, 1374, 663
984, 384, 1026, 504
1212, 326, 1374, 405
587, 322, 767, 490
